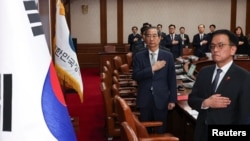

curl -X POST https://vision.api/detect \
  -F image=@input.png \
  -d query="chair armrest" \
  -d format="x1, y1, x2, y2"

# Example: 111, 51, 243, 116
119, 81, 137, 87
119, 87, 137, 90
140, 121, 163, 127
110, 112, 118, 117
123, 97, 136, 101
133, 111, 140, 116
119, 78, 134, 81
119, 91, 137, 97
119, 74, 132, 77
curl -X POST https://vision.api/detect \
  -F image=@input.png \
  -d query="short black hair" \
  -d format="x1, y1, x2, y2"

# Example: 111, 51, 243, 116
209, 24, 216, 28
132, 26, 138, 30
198, 24, 205, 28
157, 24, 163, 28
142, 22, 151, 27
144, 26, 161, 37
168, 24, 176, 28
179, 26, 185, 30
140, 26, 149, 35
212, 29, 238, 47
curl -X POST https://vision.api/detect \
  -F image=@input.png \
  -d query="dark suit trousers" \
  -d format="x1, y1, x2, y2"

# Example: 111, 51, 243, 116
138, 92, 168, 134
194, 122, 208, 141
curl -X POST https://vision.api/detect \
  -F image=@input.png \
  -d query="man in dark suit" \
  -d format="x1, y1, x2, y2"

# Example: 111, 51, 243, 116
179, 26, 190, 48
132, 26, 177, 134
157, 24, 167, 48
128, 26, 141, 52
207, 24, 216, 46
192, 24, 210, 58
165, 24, 182, 59
133, 26, 170, 57
188, 29, 250, 141
132, 26, 148, 56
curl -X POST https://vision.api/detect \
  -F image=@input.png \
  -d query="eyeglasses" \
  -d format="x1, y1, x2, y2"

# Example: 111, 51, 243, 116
209, 43, 231, 50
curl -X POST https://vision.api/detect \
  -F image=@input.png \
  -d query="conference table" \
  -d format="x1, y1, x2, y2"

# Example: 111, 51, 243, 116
168, 57, 250, 141
194, 58, 250, 72
167, 79, 196, 141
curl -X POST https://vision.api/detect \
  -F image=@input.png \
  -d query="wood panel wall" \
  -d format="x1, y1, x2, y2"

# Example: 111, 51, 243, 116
76, 44, 128, 68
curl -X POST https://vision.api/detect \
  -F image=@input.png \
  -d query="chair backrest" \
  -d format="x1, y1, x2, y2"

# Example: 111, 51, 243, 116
100, 81, 114, 117
112, 83, 120, 97
104, 45, 116, 52
112, 75, 121, 89
124, 44, 130, 52
115, 95, 136, 128
102, 66, 113, 90
182, 48, 193, 57
115, 95, 179, 141
132, 114, 149, 138
120, 121, 138, 141
120, 64, 131, 74
100, 81, 121, 138
126, 52, 133, 68
113, 69, 121, 80
113, 56, 124, 72
105, 60, 114, 74
115, 95, 148, 138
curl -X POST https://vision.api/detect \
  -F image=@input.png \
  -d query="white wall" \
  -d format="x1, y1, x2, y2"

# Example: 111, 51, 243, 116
236, 0, 246, 34
71, 0, 101, 43
70, 0, 246, 44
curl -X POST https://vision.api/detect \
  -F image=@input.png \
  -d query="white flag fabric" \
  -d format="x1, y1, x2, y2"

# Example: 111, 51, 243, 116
0, 0, 76, 141
54, 0, 84, 102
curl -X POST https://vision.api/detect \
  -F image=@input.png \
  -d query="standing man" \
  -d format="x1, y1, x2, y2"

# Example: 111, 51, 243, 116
128, 26, 141, 52
132, 26, 148, 56
165, 24, 182, 59
188, 29, 250, 141
192, 24, 209, 58
179, 26, 190, 48
207, 24, 216, 46
132, 26, 177, 133
157, 24, 167, 48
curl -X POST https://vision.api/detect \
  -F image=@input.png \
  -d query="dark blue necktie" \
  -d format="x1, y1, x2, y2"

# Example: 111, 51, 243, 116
212, 69, 222, 93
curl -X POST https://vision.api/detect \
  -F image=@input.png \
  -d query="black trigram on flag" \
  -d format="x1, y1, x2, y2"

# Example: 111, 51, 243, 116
23, 1, 44, 36
1, 74, 12, 132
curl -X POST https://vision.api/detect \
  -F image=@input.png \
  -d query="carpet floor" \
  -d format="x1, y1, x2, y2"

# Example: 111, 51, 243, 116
65, 68, 121, 141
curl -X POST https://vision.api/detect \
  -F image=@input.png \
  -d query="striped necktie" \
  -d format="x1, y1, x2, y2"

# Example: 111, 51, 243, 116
150, 52, 156, 66
181, 34, 184, 45
212, 69, 222, 93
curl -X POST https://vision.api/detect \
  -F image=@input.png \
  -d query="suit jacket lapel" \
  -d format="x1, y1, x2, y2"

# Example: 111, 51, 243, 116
153, 50, 163, 77
158, 50, 164, 61
205, 66, 216, 97
144, 50, 151, 66
216, 63, 235, 92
